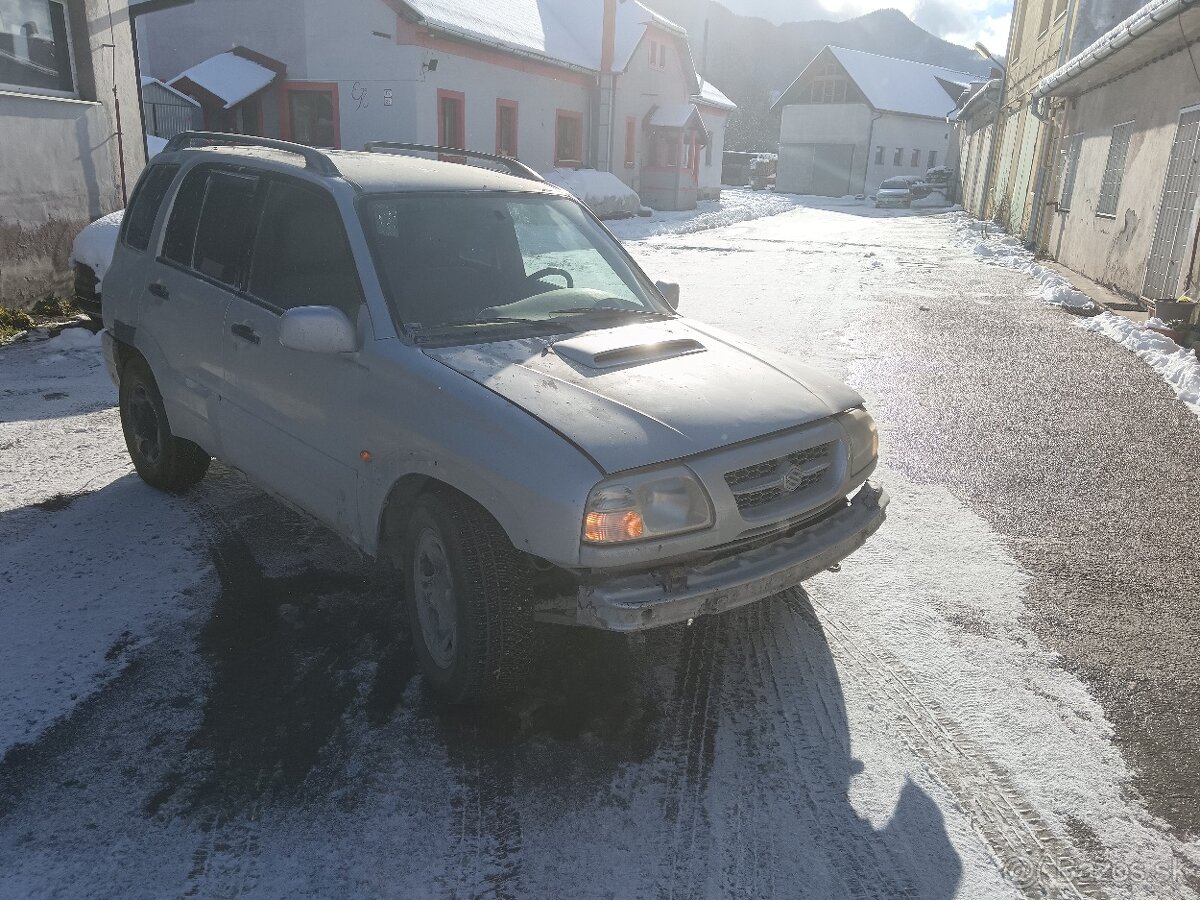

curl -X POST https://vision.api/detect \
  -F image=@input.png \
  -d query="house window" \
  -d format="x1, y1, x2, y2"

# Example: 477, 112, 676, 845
625, 117, 636, 168
649, 39, 657, 66
1059, 133, 1082, 212
1097, 121, 1134, 217
705, 134, 713, 167
807, 76, 848, 103
875, 146, 884, 164
555, 110, 583, 167
665, 134, 680, 167
438, 89, 465, 150
927, 150, 938, 169
658, 42, 666, 68
496, 99, 517, 157
288, 86, 337, 148
0, 0, 74, 95
910, 149, 920, 167
1038, 0, 1054, 35
893, 148, 903, 166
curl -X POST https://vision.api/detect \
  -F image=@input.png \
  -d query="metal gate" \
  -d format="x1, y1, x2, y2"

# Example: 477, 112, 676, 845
1144, 107, 1200, 300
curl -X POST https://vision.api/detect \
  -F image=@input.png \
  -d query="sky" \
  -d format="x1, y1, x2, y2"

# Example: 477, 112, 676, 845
719, 0, 1013, 56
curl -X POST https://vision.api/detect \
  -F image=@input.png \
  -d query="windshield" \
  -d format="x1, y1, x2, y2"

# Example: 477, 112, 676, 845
880, 179, 909, 190
361, 192, 670, 341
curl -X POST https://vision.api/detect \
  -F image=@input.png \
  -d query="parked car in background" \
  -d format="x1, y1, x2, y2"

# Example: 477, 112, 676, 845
100, 133, 887, 703
874, 178, 913, 208
70, 210, 125, 320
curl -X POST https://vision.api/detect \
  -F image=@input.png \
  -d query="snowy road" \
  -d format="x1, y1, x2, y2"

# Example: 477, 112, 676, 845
2, 196, 1199, 899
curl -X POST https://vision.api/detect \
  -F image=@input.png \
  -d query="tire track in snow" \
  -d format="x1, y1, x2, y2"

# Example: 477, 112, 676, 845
659, 616, 726, 900
802, 590, 1111, 900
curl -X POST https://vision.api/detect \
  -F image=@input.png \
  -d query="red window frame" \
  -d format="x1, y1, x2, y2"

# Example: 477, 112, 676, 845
495, 98, 518, 157
278, 82, 341, 148
437, 89, 465, 150
554, 109, 583, 167
624, 117, 636, 168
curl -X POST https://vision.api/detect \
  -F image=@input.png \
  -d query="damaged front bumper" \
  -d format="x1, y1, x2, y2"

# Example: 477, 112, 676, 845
536, 482, 889, 631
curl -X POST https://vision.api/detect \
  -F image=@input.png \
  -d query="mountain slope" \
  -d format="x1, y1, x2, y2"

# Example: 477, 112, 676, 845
649, 3, 993, 150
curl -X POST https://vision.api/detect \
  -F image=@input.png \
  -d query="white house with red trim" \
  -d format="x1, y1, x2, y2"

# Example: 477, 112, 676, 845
136, 0, 735, 209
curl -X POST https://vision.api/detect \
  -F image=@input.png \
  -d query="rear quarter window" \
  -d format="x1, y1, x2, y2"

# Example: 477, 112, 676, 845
122, 164, 179, 251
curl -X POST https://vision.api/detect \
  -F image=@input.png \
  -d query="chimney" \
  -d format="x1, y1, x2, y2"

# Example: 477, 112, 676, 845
601, 0, 616, 73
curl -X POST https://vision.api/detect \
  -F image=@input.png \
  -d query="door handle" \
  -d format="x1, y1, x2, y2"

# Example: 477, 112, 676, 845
230, 322, 261, 345
147, 282, 170, 300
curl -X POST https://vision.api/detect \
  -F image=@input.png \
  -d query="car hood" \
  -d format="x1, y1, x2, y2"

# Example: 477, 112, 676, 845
425, 318, 863, 474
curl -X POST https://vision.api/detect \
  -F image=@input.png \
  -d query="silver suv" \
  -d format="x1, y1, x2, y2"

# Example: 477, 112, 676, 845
101, 133, 888, 702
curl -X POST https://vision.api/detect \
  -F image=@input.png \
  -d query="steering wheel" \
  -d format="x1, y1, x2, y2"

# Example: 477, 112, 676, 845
526, 267, 573, 288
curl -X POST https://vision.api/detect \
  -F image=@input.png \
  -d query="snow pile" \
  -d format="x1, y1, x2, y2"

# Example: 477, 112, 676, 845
545, 167, 642, 219
1078, 312, 1200, 415
608, 188, 804, 240
951, 215, 1096, 311
69, 209, 124, 284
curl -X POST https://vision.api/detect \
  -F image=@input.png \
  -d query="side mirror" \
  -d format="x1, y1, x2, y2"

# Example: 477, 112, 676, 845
656, 280, 680, 311
279, 305, 357, 354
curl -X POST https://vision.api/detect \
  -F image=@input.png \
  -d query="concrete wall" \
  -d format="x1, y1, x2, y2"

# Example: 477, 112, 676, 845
1, 0, 144, 306
1043, 49, 1200, 300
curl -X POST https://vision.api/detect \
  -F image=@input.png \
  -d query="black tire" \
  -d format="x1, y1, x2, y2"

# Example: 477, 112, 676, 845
118, 356, 210, 493
401, 490, 534, 703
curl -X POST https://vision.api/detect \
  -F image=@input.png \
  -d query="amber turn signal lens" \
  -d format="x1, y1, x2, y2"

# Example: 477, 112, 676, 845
584, 509, 645, 543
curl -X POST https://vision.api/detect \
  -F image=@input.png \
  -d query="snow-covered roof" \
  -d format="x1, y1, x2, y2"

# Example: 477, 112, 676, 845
775, 45, 982, 119
694, 79, 736, 111
395, 0, 690, 77
169, 51, 279, 109
647, 102, 706, 130
140, 75, 201, 106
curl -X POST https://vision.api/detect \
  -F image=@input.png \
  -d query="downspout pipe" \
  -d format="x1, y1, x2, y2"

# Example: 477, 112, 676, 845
863, 110, 883, 194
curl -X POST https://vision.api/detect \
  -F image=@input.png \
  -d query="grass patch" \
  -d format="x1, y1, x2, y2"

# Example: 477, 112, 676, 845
0, 307, 34, 341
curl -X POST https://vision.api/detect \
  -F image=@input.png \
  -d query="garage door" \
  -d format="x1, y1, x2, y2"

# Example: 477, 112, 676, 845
778, 143, 855, 196
1144, 108, 1200, 300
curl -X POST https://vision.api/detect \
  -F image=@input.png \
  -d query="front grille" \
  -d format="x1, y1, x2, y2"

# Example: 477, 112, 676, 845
724, 442, 835, 512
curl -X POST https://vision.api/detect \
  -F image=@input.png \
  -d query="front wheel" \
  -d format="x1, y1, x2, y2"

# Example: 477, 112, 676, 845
119, 356, 210, 492
402, 491, 535, 703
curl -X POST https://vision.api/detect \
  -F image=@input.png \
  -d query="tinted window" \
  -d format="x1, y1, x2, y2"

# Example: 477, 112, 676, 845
162, 167, 209, 267
123, 164, 179, 251
192, 172, 259, 286
248, 179, 362, 316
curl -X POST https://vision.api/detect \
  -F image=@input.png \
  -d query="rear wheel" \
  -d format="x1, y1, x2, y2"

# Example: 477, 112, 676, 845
119, 356, 210, 492
402, 491, 534, 703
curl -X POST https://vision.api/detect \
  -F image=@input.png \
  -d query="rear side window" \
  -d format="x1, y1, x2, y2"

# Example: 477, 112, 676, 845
162, 168, 260, 288
248, 179, 362, 317
123, 164, 179, 251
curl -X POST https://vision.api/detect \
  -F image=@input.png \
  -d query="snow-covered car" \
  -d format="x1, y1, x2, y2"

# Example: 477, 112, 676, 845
874, 178, 913, 208
99, 132, 888, 702
70, 210, 124, 319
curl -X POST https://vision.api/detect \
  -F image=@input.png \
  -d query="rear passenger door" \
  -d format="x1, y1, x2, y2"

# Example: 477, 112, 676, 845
141, 165, 261, 454
218, 175, 367, 540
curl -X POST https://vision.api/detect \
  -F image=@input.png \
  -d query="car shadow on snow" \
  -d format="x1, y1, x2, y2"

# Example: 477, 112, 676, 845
0, 464, 961, 896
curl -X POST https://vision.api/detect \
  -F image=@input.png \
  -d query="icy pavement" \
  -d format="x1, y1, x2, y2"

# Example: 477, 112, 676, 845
2, 199, 1199, 899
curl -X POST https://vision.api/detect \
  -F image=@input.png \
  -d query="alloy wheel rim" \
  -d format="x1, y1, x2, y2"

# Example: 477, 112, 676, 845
413, 527, 457, 669
129, 384, 162, 467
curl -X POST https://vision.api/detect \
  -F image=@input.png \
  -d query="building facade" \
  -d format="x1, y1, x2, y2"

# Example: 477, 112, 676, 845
1, 0, 149, 304
1032, 0, 1200, 304
136, 0, 734, 210
772, 46, 976, 197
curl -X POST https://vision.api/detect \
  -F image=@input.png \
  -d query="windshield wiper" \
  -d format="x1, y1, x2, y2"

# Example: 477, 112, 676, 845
547, 306, 670, 319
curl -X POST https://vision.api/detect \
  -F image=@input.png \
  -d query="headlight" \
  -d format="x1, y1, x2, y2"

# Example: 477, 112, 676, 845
837, 406, 879, 476
583, 466, 714, 544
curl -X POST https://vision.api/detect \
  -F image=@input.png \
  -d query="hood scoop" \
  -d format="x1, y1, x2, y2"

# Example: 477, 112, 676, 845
552, 328, 706, 370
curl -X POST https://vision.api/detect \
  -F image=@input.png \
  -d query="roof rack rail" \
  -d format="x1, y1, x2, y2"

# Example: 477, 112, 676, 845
364, 141, 544, 183
162, 131, 342, 177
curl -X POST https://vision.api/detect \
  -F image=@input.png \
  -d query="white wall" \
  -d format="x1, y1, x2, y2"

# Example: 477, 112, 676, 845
864, 113, 954, 190
697, 107, 728, 197
1, 0, 143, 304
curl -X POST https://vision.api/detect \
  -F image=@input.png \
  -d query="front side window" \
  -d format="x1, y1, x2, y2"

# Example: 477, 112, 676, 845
1097, 121, 1134, 217
289, 89, 335, 148
362, 193, 669, 342
163, 168, 260, 288
122, 164, 180, 251
555, 111, 582, 166
248, 178, 362, 318
0, 0, 73, 94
